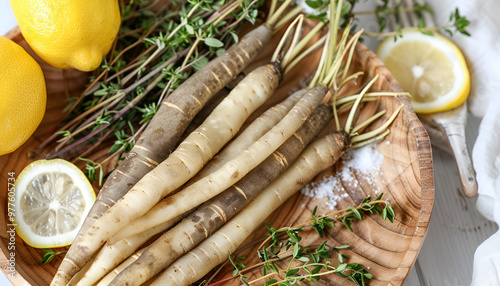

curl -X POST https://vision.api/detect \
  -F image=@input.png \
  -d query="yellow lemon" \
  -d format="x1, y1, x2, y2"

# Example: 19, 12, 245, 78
13, 159, 96, 248
10, 0, 121, 72
0, 36, 46, 156
377, 30, 470, 114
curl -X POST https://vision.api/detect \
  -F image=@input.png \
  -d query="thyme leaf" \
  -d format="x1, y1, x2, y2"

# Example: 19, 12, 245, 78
215, 194, 395, 286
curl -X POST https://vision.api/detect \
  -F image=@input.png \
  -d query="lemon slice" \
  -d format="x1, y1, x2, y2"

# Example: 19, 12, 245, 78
13, 159, 95, 248
377, 30, 470, 114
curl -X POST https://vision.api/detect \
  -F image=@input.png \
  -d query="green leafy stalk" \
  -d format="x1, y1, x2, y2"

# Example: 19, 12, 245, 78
41, 249, 67, 264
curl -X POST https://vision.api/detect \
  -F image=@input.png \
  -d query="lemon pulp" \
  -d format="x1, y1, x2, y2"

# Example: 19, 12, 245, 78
377, 30, 470, 114
14, 159, 95, 248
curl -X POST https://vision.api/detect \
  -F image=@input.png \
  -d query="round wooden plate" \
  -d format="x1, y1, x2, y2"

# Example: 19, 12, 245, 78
0, 26, 434, 286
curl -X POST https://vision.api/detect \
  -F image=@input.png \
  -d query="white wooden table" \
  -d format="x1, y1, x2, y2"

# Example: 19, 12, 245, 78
352, 3, 499, 285
404, 115, 498, 286
1, 2, 497, 285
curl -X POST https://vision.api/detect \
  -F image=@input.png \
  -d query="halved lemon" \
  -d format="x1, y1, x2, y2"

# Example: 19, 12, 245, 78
377, 30, 470, 114
13, 159, 95, 248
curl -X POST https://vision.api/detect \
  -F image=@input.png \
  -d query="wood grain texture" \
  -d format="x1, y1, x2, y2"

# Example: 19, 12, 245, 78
208, 42, 435, 286
0, 26, 434, 286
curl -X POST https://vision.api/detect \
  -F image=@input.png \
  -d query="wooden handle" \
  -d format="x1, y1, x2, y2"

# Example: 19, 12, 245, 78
419, 103, 478, 197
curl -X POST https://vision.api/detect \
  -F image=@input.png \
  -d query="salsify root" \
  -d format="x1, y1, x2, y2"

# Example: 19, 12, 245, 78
51, 0, 304, 283
95, 248, 147, 286
110, 89, 306, 243
186, 88, 307, 185
67, 13, 317, 276
74, 215, 183, 286
152, 91, 404, 285
51, 12, 278, 286
73, 62, 282, 261
120, 82, 329, 237
106, 104, 333, 286
114, 20, 361, 240
152, 131, 351, 286
178, 74, 246, 144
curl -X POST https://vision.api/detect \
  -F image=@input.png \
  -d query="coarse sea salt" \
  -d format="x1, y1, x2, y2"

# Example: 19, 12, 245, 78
300, 143, 384, 209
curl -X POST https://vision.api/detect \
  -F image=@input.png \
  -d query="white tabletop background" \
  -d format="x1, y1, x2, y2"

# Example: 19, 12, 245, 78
0, 1, 16, 36
1, 1, 19, 285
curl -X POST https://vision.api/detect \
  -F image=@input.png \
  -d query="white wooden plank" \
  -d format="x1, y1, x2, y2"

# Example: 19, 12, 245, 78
404, 264, 422, 286
408, 115, 498, 285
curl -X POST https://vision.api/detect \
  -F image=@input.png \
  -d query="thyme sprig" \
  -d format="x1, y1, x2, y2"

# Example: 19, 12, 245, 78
258, 193, 395, 251
40, 0, 266, 184
209, 194, 394, 286
357, 1, 470, 39
40, 249, 67, 264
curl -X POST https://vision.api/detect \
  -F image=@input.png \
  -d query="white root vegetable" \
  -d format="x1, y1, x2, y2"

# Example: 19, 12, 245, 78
178, 74, 244, 143
96, 248, 147, 286
152, 132, 350, 286
73, 63, 282, 260
67, 256, 95, 286
128, 84, 329, 234
109, 18, 345, 248
105, 105, 333, 286
110, 89, 305, 242
51, 0, 300, 282
73, 14, 315, 261
75, 215, 182, 286
188, 88, 307, 182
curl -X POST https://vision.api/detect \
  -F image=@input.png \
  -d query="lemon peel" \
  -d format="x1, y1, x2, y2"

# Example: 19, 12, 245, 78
0, 35, 46, 155
10, 0, 121, 72
377, 30, 470, 114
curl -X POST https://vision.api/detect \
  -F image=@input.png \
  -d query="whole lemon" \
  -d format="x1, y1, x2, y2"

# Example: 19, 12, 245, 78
0, 36, 46, 156
10, 0, 121, 72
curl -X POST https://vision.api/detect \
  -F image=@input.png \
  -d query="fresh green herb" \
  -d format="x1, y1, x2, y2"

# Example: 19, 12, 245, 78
38, 0, 266, 184
41, 249, 67, 264
446, 8, 471, 37
79, 158, 104, 186
228, 251, 249, 283
355, 0, 471, 38
209, 194, 394, 286
258, 193, 395, 252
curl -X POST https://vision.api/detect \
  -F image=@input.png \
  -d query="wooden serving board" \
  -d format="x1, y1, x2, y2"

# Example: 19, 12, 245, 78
0, 24, 433, 286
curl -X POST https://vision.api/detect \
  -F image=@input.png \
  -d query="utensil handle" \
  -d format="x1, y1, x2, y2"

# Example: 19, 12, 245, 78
445, 124, 478, 198
420, 103, 478, 197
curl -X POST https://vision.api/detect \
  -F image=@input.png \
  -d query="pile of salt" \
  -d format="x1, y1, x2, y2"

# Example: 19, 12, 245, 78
301, 143, 384, 209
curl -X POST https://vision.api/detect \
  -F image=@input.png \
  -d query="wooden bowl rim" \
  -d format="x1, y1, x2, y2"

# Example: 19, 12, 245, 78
359, 42, 435, 281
